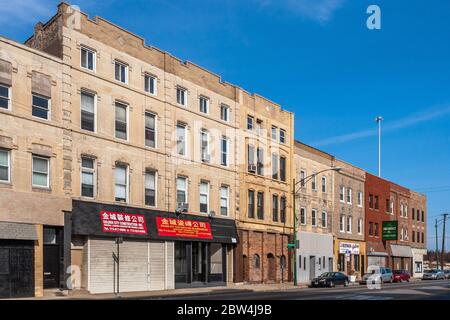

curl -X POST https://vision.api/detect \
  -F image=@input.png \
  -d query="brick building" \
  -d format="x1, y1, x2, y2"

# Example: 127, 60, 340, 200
409, 190, 427, 277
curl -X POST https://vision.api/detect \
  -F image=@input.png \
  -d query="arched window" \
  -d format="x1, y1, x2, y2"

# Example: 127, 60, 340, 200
254, 254, 260, 268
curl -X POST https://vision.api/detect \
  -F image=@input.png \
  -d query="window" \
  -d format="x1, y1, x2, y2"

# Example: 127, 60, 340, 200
0, 84, 10, 109
300, 170, 306, 187
400, 228, 404, 241
220, 136, 229, 166
300, 207, 306, 225
81, 157, 95, 197
374, 223, 379, 237
176, 123, 187, 156
220, 186, 229, 216
199, 96, 209, 114
354, 255, 360, 272
369, 222, 374, 236
400, 204, 404, 217
115, 102, 127, 140
199, 181, 209, 213
347, 216, 352, 233
358, 218, 363, 234
81, 91, 95, 132
404, 228, 408, 241
280, 196, 286, 223
390, 200, 394, 214
340, 186, 345, 202
280, 157, 286, 182
311, 209, 317, 227
257, 191, 264, 220
144, 74, 157, 95
200, 129, 210, 163
311, 174, 317, 191
248, 190, 255, 218
421, 211, 424, 222
115, 164, 128, 202
340, 215, 345, 232
145, 170, 156, 207
248, 144, 255, 169
321, 211, 327, 228
358, 191, 363, 207
32, 94, 50, 120
421, 232, 424, 243
322, 176, 327, 193
176, 176, 188, 204
412, 230, 415, 242
254, 254, 260, 268
247, 115, 254, 130
114, 61, 128, 84
374, 195, 379, 209
412, 208, 415, 220
272, 153, 278, 180
405, 205, 408, 218
271, 126, 277, 140
272, 194, 279, 222
176, 87, 187, 106
0, 149, 10, 182
220, 104, 230, 122
81, 47, 95, 71
144, 112, 157, 148
32, 155, 49, 188
369, 194, 373, 208
279, 129, 286, 144
256, 148, 264, 175
347, 188, 352, 204
256, 119, 263, 135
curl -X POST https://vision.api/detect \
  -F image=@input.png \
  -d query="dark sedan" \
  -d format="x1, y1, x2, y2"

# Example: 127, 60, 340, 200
310, 272, 349, 288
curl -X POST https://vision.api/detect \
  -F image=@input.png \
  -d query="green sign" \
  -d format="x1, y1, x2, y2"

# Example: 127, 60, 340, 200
382, 221, 398, 241
287, 243, 296, 249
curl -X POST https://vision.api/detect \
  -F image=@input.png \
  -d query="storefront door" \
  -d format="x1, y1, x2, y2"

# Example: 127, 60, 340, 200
192, 242, 206, 283
43, 226, 63, 289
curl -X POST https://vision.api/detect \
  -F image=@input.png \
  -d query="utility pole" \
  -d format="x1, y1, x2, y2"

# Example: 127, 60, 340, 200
375, 116, 383, 177
441, 214, 448, 269
292, 178, 297, 286
435, 219, 439, 269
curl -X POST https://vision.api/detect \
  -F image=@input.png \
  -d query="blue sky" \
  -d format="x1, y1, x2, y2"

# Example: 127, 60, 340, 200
1, 0, 449, 250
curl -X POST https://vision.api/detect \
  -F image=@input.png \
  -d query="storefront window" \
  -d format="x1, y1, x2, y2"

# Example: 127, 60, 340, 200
210, 243, 223, 274
337, 254, 345, 271
415, 262, 422, 273
175, 242, 187, 283
354, 255, 360, 272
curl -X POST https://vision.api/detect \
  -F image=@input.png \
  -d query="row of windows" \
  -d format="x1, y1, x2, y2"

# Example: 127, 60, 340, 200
339, 186, 363, 207
247, 190, 287, 223
368, 193, 425, 222
411, 230, 425, 244
338, 215, 364, 234
247, 145, 287, 181
246, 115, 286, 144
298, 207, 329, 228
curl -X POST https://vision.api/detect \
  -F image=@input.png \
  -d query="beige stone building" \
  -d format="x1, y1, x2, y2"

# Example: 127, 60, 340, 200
332, 159, 366, 281
294, 142, 335, 283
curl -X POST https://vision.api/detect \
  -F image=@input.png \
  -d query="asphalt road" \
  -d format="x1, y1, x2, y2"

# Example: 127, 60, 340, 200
146, 279, 450, 300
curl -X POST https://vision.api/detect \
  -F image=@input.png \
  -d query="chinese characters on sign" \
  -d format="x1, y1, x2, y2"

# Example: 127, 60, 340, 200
100, 210, 148, 235
156, 217, 212, 239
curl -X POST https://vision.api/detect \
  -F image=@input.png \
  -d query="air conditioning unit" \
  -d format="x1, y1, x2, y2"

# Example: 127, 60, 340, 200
176, 202, 189, 213
201, 153, 210, 162
248, 164, 256, 173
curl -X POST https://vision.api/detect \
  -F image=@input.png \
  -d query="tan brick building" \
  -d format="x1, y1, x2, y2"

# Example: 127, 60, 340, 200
409, 190, 427, 277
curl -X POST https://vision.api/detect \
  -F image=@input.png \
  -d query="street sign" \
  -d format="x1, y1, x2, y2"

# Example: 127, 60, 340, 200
382, 221, 398, 241
287, 243, 296, 249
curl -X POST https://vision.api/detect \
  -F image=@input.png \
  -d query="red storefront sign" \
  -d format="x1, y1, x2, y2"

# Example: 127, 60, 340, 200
156, 217, 212, 239
100, 210, 148, 235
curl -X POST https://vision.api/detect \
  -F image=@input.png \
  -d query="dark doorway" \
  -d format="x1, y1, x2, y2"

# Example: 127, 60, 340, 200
267, 253, 276, 281
0, 240, 35, 298
309, 256, 316, 280
192, 242, 206, 283
43, 226, 63, 289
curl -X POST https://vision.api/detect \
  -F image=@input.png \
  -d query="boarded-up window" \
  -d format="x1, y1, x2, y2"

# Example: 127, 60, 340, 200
0, 60, 12, 86
31, 72, 51, 98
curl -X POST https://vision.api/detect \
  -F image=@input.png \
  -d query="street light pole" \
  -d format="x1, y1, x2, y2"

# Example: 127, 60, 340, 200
435, 219, 440, 269
375, 116, 383, 177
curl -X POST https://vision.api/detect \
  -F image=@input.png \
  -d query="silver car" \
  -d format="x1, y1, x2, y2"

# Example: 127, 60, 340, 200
360, 267, 393, 284
422, 269, 445, 280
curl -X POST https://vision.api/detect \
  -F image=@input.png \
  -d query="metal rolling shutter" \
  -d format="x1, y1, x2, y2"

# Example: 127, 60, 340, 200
117, 240, 149, 292
88, 238, 115, 294
148, 241, 165, 290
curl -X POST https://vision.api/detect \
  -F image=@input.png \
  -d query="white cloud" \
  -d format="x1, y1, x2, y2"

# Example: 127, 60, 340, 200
254, 0, 346, 23
312, 105, 450, 147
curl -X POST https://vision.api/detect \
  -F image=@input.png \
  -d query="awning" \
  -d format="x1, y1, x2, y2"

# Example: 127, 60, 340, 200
367, 251, 389, 257
390, 244, 413, 258
0, 221, 38, 240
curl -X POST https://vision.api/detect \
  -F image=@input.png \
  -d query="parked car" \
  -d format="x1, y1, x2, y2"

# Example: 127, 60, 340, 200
310, 272, 349, 288
359, 267, 393, 284
393, 270, 410, 282
443, 269, 450, 279
422, 269, 445, 280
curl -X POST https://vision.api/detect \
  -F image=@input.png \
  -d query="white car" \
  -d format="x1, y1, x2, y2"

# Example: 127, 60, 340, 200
422, 269, 445, 280
360, 267, 393, 284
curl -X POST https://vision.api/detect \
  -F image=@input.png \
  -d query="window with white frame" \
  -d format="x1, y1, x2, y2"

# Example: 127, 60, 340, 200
176, 123, 187, 156
321, 176, 327, 193
144, 74, 157, 95
280, 156, 286, 182
256, 148, 264, 175
390, 200, 394, 214
220, 186, 229, 216
300, 170, 306, 187
115, 164, 128, 202
405, 205, 408, 218
272, 153, 279, 180
199, 96, 209, 114
340, 186, 345, 202
199, 181, 209, 214
340, 215, 345, 232
347, 188, 352, 204
271, 126, 277, 140
400, 227, 404, 241
358, 218, 363, 234
247, 115, 254, 130
321, 211, 327, 228
404, 228, 408, 240
145, 112, 156, 148
311, 174, 317, 191
176, 176, 187, 204
0, 84, 11, 110
32, 94, 50, 120
80, 47, 95, 71
347, 216, 352, 233
0, 149, 10, 182
220, 136, 229, 166
81, 157, 95, 198
300, 207, 306, 225
311, 209, 317, 226
145, 170, 156, 207
272, 194, 279, 222
115, 102, 128, 140
200, 129, 210, 162
81, 91, 96, 132
220, 104, 230, 122
358, 191, 363, 207
32, 155, 49, 188
176, 87, 187, 106
279, 129, 286, 144
256, 119, 263, 136
114, 61, 128, 84
400, 203, 404, 217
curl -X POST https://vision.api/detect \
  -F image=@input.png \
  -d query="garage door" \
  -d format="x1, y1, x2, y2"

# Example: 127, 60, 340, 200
0, 240, 35, 298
